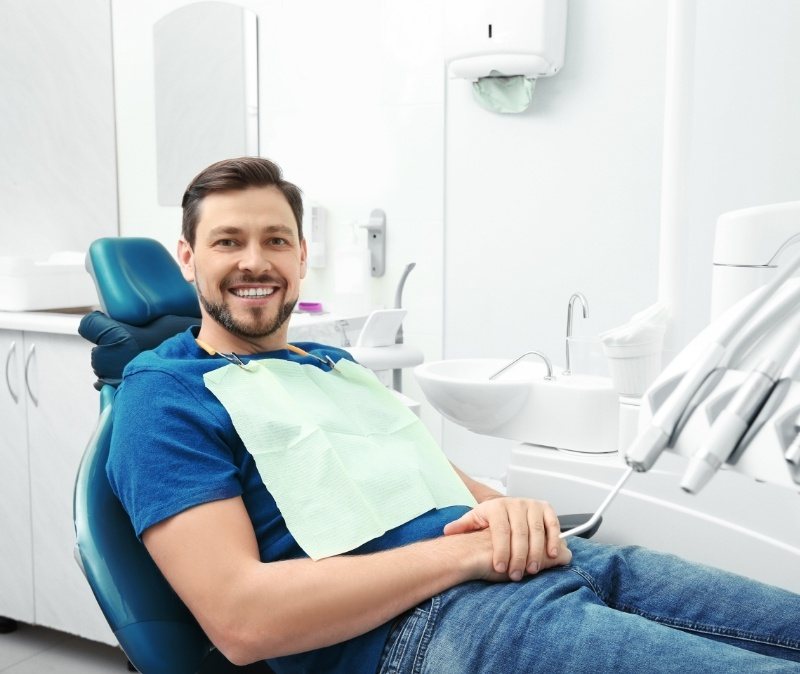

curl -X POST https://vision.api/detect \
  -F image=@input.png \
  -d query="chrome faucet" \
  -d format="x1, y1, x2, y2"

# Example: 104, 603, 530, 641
393, 262, 416, 393
564, 292, 588, 375
489, 350, 554, 381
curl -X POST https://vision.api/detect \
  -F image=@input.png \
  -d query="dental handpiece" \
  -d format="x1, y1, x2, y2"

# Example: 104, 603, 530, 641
786, 421, 800, 469
782, 344, 800, 471
681, 311, 800, 493
680, 358, 781, 494
625, 250, 800, 473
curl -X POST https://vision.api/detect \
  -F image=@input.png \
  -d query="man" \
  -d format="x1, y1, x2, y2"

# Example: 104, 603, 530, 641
109, 157, 800, 673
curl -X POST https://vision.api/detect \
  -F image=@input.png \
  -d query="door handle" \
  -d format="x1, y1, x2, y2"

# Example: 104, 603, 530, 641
5, 340, 18, 404
24, 343, 38, 406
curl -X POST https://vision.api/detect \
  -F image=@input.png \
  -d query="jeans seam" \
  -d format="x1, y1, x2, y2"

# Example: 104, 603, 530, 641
566, 564, 606, 599
411, 594, 439, 674
569, 563, 800, 653
378, 611, 415, 674
614, 603, 800, 653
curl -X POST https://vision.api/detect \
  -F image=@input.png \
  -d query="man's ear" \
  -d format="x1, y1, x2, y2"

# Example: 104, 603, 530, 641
177, 238, 195, 283
299, 237, 308, 280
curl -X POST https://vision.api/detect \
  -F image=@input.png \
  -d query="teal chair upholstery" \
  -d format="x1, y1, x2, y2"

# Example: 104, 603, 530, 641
74, 237, 271, 674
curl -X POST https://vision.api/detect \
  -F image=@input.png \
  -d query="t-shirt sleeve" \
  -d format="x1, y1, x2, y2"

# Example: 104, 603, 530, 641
107, 368, 243, 538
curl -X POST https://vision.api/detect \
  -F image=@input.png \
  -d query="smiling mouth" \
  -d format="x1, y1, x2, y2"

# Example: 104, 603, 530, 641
229, 287, 278, 298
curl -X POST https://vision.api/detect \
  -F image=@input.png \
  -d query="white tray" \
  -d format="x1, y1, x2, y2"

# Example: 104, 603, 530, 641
0, 253, 97, 311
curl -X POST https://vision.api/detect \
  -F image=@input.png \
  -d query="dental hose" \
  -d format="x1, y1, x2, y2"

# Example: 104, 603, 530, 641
680, 310, 800, 493
625, 250, 800, 473
778, 341, 800, 473
560, 467, 635, 539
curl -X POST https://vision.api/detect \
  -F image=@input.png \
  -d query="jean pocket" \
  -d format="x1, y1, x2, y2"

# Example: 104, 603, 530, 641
376, 600, 437, 674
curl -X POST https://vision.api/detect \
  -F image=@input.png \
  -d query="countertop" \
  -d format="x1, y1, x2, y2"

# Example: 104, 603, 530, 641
0, 308, 368, 340
0, 308, 90, 335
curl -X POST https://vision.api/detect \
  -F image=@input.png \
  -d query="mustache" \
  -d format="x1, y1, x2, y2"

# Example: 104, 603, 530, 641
222, 274, 284, 289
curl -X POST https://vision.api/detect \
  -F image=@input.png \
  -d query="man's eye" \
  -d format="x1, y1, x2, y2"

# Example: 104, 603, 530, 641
216, 239, 238, 247
269, 238, 288, 246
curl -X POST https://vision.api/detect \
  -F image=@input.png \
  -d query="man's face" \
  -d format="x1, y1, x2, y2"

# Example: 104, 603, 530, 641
178, 186, 307, 349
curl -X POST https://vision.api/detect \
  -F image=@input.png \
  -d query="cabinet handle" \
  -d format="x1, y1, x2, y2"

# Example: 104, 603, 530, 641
24, 343, 38, 406
5, 340, 19, 404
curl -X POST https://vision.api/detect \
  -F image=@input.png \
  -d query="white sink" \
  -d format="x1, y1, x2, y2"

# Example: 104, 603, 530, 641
414, 358, 620, 453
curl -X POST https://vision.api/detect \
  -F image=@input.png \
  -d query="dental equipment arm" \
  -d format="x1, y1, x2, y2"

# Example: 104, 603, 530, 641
680, 311, 800, 494
560, 467, 635, 539
625, 250, 800, 473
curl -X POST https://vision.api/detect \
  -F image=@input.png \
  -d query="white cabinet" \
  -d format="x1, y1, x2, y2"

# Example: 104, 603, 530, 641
0, 330, 34, 625
0, 326, 114, 645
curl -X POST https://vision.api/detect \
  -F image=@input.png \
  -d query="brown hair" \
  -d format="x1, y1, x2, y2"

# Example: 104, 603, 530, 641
181, 157, 304, 247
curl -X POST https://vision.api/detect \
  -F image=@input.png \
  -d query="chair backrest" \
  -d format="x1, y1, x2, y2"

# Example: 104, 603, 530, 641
74, 394, 212, 674
74, 238, 270, 673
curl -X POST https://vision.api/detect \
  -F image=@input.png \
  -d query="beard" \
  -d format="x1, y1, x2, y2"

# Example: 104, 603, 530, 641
198, 284, 297, 341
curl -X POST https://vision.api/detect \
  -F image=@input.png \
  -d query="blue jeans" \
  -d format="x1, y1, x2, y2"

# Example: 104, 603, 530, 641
376, 537, 800, 673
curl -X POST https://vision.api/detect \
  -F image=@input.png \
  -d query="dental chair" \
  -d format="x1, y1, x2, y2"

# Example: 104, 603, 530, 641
74, 237, 600, 674
73, 237, 272, 673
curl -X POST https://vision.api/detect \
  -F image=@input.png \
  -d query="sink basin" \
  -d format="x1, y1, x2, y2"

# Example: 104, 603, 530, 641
414, 358, 620, 453
413, 359, 540, 433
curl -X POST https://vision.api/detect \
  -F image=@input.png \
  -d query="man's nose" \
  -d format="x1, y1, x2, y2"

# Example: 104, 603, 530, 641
237, 243, 273, 274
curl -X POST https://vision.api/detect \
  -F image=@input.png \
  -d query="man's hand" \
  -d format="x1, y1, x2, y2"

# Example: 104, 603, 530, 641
443, 497, 571, 581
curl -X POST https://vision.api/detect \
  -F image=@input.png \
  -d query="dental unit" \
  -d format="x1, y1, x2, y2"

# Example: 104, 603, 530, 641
558, 252, 800, 535
414, 202, 800, 588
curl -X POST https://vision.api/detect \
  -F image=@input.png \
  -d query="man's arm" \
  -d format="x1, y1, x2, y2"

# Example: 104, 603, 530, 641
450, 462, 504, 502
143, 495, 550, 666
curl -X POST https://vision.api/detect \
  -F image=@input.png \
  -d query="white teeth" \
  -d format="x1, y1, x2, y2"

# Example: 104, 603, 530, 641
232, 287, 276, 297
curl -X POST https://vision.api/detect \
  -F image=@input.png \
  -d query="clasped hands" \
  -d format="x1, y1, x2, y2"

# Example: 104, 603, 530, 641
443, 497, 572, 582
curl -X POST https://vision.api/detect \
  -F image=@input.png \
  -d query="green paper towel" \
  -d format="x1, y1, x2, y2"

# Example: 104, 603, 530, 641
472, 71, 536, 113
204, 357, 476, 559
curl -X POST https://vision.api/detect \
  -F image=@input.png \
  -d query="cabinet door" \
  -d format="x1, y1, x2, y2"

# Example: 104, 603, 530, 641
25, 332, 115, 644
0, 330, 34, 623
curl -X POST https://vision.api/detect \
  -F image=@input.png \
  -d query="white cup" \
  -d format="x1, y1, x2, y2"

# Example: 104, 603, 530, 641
566, 336, 610, 376
602, 337, 664, 397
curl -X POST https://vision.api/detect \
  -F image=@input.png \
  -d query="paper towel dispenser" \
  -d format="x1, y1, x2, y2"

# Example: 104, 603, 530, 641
445, 0, 567, 81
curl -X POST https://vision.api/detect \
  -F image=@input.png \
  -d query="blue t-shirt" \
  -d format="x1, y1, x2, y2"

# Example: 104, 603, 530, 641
108, 327, 470, 674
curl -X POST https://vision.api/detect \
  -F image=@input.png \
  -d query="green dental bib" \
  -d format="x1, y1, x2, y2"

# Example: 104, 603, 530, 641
203, 357, 476, 560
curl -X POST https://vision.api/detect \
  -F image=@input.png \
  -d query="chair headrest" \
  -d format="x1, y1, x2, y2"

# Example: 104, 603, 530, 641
86, 237, 200, 325
79, 311, 199, 389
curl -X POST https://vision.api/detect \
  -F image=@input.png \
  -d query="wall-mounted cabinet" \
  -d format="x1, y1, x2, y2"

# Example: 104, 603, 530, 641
0, 1, 119, 262
0, 321, 114, 645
